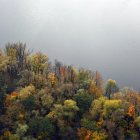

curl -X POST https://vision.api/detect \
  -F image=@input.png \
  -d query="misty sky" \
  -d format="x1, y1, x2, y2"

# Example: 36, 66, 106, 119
0, 0, 140, 90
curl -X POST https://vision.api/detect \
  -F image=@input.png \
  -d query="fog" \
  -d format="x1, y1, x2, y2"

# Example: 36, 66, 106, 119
0, 0, 140, 90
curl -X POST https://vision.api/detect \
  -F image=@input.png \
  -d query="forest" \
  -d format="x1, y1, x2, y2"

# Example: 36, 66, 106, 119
0, 43, 140, 140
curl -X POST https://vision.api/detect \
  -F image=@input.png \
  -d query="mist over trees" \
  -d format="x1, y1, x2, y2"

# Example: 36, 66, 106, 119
0, 43, 140, 140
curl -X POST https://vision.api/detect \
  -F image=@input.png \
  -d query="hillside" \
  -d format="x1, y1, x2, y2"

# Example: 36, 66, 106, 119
0, 43, 140, 140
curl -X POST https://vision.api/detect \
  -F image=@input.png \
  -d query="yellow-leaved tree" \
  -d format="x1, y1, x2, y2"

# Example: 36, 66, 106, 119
30, 52, 48, 75
105, 79, 119, 100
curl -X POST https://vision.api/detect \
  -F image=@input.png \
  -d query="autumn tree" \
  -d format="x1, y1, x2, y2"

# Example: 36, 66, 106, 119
5, 43, 29, 68
127, 105, 135, 117
88, 80, 103, 99
2, 43, 30, 92
77, 127, 92, 140
30, 52, 48, 75
95, 71, 103, 92
0, 50, 8, 72
105, 79, 119, 100
103, 99, 122, 119
90, 97, 106, 121
18, 85, 35, 100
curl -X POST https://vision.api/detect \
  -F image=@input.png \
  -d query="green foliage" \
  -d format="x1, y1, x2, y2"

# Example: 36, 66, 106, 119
63, 99, 79, 120
21, 95, 35, 111
28, 117, 54, 139
9, 135, 20, 140
37, 89, 54, 108
125, 130, 138, 140
18, 70, 35, 86
78, 69, 94, 89
135, 116, 140, 128
48, 104, 64, 120
16, 123, 29, 137
81, 117, 97, 131
0, 84, 7, 114
74, 89, 93, 115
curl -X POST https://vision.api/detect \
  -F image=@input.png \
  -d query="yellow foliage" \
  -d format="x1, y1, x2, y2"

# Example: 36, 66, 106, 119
90, 97, 107, 120
47, 111, 57, 120
31, 53, 48, 74
18, 85, 35, 99
97, 120, 103, 127
104, 100, 122, 109
0, 50, 9, 71
6, 47, 17, 66
7, 47, 16, 59
92, 131, 107, 140
107, 79, 116, 86
64, 99, 79, 111
103, 99, 122, 118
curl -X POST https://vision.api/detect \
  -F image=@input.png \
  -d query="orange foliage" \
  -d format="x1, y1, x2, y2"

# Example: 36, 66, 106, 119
60, 66, 66, 83
127, 105, 135, 117
3, 131, 11, 137
77, 127, 92, 140
0, 131, 12, 140
60, 66, 65, 77
84, 130, 92, 140
5, 92, 18, 106
10, 92, 18, 97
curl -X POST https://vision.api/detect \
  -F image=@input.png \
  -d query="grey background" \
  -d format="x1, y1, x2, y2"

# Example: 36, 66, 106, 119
0, 0, 140, 90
